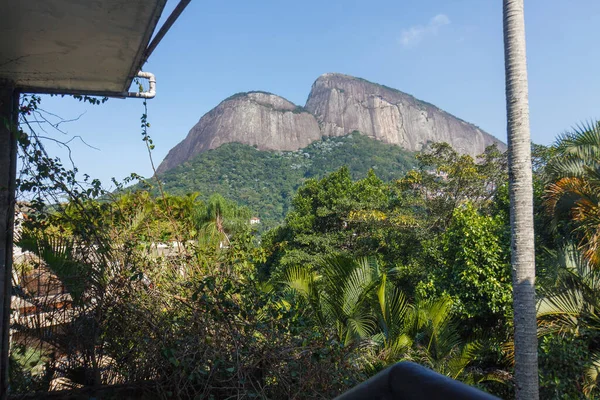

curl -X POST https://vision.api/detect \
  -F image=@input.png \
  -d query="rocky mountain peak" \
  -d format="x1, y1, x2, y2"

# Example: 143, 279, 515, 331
242, 91, 296, 110
156, 73, 505, 174
305, 73, 505, 157
156, 91, 320, 174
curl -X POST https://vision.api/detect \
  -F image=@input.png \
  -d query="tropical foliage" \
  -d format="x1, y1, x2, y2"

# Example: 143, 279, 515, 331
417, 204, 512, 332
545, 121, 600, 264
12, 117, 600, 398
537, 247, 600, 398
279, 256, 478, 380
149, 132, 416, 228
536, 122, 600, 399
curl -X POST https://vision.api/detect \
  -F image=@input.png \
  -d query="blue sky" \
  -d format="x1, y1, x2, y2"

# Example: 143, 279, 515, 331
35, 0, 600, 187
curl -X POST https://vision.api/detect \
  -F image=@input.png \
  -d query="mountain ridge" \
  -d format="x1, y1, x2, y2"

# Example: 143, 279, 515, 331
157, 73, 504, 174
305, 73, 503, 156
156, 91, 321, 174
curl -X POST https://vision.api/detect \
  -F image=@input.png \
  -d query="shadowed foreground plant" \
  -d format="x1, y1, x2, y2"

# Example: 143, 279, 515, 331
278, 256, 479, 381
537, 247, 600, 397
11, 195, 368, 398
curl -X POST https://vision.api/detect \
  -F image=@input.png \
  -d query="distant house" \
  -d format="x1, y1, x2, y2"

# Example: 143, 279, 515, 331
250, 217, 261, 225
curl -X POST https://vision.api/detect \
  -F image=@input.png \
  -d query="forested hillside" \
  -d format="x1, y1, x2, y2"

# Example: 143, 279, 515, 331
154, 132, 416, 227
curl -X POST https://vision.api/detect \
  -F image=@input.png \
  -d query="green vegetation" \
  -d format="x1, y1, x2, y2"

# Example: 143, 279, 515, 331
13, 93, 600, 398
154, 132, 416, 228
279, 256, 480, 381
223, 90, 276, 102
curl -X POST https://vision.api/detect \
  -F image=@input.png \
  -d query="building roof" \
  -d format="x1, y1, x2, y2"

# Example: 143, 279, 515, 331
0, 0, 168, 96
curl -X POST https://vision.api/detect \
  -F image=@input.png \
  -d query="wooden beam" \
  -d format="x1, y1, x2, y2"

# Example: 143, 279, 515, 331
0, 79, 18, 400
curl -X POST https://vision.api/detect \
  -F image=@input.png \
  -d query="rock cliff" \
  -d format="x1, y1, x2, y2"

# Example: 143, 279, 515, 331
305, 73, 504, 157
157, 74, 505, 174
156, 92, 321, 174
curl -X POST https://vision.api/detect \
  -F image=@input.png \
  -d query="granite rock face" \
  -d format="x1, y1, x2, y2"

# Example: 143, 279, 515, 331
156, 92, 321, 174
305, 73, 505, 157
157, 74, 505, 174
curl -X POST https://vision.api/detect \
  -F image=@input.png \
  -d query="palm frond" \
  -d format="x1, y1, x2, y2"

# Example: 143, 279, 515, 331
386, 333, 413, 361
538, 245, 600, 354
545, 121, 600, 264
584, 353, 600, 398
377, 273, 387, 317
446, 342, 481, 380
279, 265, 316, 299
321, 257, 370, 315
346, 313, 377, 344
384, 288, 410, 341
32, 233, 106, 303
537, 291, 583, 332
546, 157, 589, 179
555, 121, 600, 160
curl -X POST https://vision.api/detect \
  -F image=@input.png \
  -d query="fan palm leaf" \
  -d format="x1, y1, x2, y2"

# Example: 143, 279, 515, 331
584, 353, 600, 398
24, 233, 108, 304
538, 247, 600, 398
537, 247, 600, 335
545, 121, 600, 263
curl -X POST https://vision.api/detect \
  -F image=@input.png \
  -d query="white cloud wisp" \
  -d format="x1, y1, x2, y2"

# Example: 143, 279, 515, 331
400, 14, 450, 49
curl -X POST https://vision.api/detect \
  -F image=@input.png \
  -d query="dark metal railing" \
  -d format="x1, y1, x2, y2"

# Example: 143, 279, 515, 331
334, 362, 500, 400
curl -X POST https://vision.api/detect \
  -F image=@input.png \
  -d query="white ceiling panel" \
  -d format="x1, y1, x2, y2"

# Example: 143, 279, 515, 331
0, 0, 167, 96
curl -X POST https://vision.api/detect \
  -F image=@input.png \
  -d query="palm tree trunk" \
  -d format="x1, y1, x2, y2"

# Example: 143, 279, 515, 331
502, 0, 539, 398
